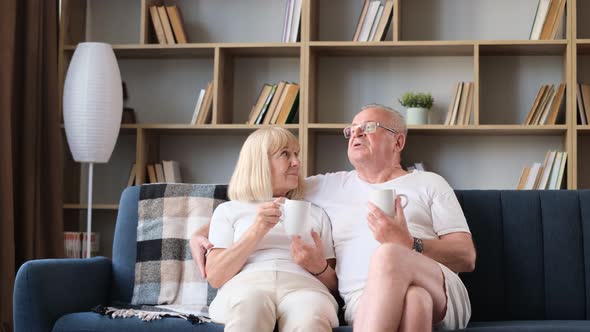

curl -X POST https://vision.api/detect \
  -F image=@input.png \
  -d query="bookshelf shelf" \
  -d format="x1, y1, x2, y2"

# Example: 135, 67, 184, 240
478, 41, 567, 56
141, 124, 300, 135
310, 42, 474, 56
63, 204, 119, 210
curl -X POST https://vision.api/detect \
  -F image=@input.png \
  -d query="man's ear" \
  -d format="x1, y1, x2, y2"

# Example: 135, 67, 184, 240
394, 133, 406, 152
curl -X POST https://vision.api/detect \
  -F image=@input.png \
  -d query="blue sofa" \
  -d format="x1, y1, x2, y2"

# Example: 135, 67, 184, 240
14, 187, 590, 331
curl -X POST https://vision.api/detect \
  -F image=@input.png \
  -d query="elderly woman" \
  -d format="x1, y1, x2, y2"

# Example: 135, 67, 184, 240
206, 127, 338, 332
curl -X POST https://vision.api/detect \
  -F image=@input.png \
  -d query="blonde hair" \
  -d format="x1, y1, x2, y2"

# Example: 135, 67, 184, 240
361, 103, 407, 135
228, 127, 304, 201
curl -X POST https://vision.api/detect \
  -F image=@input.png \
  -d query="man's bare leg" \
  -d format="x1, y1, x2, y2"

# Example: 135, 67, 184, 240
353, 243, 447, 332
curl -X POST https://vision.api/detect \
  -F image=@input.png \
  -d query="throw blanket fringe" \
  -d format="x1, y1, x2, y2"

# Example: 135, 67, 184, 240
92, 304, 212, 324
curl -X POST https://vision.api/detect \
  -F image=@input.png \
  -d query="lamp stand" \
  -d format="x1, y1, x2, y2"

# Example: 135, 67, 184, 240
86, 162, 94, 258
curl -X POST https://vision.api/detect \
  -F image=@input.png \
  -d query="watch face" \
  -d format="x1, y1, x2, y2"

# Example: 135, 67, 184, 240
413, 238, 423, 253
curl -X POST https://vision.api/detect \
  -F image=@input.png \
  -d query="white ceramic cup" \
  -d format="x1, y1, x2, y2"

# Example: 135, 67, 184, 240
369, 189, 408, 216
278, 199, 312, 240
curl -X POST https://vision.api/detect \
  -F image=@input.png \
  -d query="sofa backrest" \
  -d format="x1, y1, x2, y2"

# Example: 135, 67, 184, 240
457, 190, 590, 322
110, 187, 590, 322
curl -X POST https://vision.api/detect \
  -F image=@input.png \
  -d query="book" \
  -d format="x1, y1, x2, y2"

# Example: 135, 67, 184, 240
530, 0, 551, 40
545, 83, 565, 125
255, 84, 278, 124
289, 0, 303, 42
147, 164, 157, 183
537, 85, 556, 125
263, 81, 287, 124
539, 0, 561, 40
248, 84, 273, 124
548, 0, 566, 39
282, 0, 293, 42
538, 150, 557, 189
190, 88, 206, 125
162, 160, 182, 183
353, 0, 371, 41
368, 4, 384, 41
82, 232, 100, 258
517, 166, 531, 190
372, 1, 394, 42
165, 4, 188, 44
449, 82, 464, 125
127, 163, 136, 187
157, 6, 176, 44
463, 82, 475, 125
358, 1, 381, 42
577, 83, 588, 125
523, 162, 542, 190
524, 85, 547, 124
547, 151, 563, 189
581, 83, 590, 124
64, 232, 82, 258
554, 151, 567, 189
444, 82, 460, 125
155, 163, 166, 182
457, 82, 473, 125
196, 82, 213, 125
275, 84, 300, 124
149, 6, 167, 44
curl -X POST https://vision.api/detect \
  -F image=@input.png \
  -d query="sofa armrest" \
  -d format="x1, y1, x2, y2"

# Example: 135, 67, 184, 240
13, 257, 112, 332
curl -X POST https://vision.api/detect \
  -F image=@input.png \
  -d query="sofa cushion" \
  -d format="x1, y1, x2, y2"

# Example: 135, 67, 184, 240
53, 312, 224, 332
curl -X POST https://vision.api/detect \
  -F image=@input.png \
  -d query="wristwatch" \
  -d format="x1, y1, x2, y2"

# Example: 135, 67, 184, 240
412, 237, 424, 253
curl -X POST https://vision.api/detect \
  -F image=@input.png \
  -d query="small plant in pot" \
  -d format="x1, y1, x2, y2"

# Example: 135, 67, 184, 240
398, 92, 434, 125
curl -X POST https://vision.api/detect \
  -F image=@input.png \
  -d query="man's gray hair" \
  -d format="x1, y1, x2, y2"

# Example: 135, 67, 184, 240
360, 103, 407, 135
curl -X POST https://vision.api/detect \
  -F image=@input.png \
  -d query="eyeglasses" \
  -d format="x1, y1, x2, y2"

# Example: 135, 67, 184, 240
343, 121, 398, 138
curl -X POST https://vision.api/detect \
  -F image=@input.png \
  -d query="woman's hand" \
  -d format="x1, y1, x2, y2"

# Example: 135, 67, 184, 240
253, 198, 283, 234
290, 230, 326, 274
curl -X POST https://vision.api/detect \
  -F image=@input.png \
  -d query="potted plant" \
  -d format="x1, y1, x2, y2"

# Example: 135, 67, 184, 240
398, 92, 434, 125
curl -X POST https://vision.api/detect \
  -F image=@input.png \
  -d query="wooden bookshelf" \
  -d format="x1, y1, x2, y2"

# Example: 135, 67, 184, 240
59, 0, 585, 256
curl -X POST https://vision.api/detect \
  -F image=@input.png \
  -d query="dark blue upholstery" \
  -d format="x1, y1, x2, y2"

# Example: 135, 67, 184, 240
14, 188, 590, 331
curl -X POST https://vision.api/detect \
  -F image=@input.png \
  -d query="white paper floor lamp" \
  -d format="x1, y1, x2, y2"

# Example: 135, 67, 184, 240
63, 42, 122, 258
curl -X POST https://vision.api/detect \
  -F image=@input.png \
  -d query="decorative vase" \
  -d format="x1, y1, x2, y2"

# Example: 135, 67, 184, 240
406, 107, 429, 125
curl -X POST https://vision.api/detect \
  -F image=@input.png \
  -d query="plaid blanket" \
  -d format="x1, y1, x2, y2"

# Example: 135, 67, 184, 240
103, 183, 228, 321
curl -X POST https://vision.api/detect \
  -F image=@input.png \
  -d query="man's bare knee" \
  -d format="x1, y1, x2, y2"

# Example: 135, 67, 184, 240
405, 286, 433, 312
370, 243, 411, 274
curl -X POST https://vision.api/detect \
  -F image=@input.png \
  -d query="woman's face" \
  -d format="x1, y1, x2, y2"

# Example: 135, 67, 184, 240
269, 143, 301, 197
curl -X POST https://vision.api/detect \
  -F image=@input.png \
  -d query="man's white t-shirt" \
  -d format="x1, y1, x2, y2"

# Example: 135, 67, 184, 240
304, 170, 471, 305
208, 200, 335, 280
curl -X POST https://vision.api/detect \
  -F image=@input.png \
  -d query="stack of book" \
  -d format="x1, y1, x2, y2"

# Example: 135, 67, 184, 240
282, 0, 302, 42
149, 3, 188, 44
353, 0, 394, 42
529, 0, 566, 40
246, 82, 300, 125
144, 160, 183, 184
523, 83, 565, 125
576, 83, 590, 125
444, 82, 474, 125
516, 150, 567, 190
64, 232, 99, 258
190, 81, 214, 125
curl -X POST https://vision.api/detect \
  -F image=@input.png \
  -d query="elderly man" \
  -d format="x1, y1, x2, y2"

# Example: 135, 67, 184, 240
191, 104, 476, 331
303, 104, 475, 331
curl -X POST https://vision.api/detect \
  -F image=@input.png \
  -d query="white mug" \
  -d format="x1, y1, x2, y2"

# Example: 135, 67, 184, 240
369, 189, 408, 216
278, 199, 313, 241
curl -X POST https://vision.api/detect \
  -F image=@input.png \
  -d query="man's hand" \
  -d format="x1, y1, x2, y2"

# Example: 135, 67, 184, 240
367, 197, 413, 248
190, 234, 213, 278
290, 231, 326, 274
